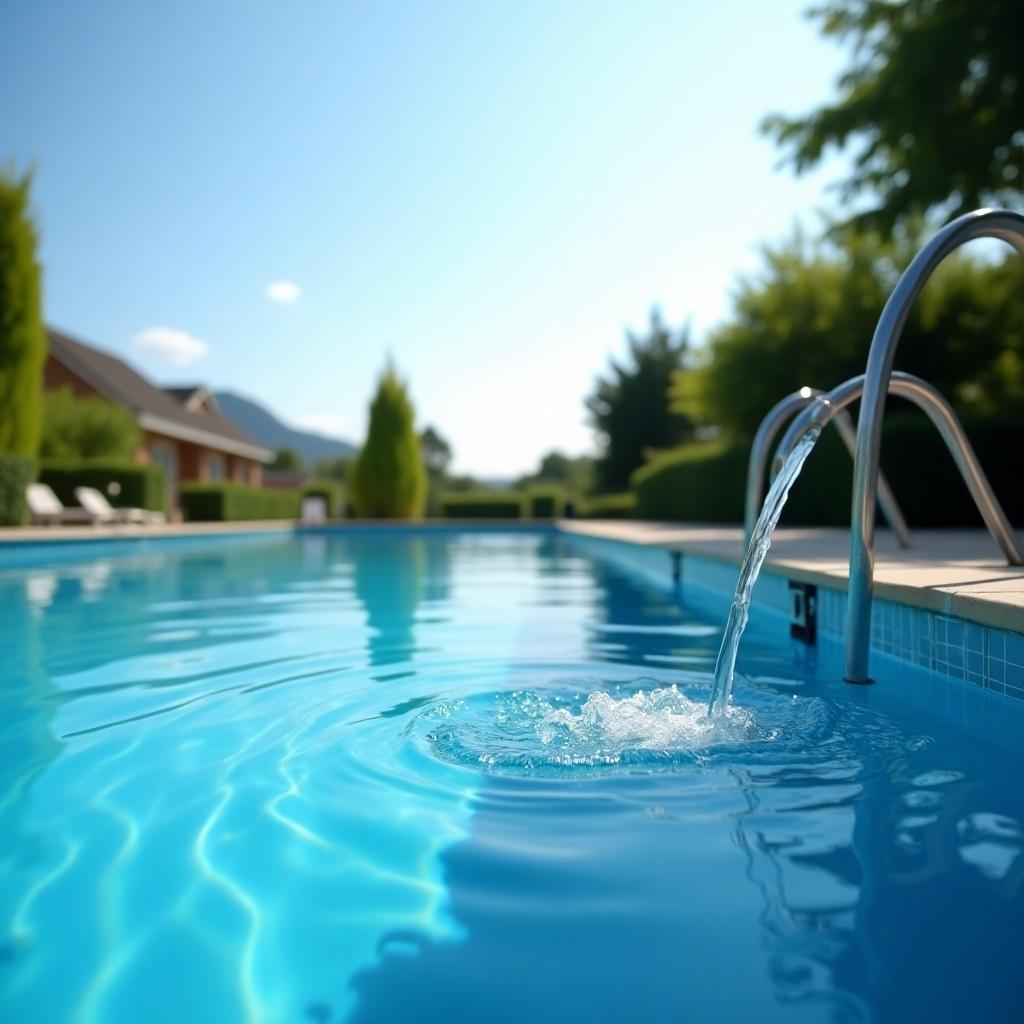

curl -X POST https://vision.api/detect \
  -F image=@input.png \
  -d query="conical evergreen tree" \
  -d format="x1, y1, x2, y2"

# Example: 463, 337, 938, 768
351, 363, 426, 518
0, 169, 45, 456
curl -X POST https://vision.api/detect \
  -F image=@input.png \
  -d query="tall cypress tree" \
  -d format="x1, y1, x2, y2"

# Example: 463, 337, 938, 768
351, 363, 427, 518
0, 169, 45, 457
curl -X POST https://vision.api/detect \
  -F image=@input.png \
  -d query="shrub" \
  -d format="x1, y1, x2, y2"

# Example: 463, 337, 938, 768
870, 412, 1024, 528
0, 170, 45, 458
580, 492, 636, 519
0, 452, 36, 525
40, 388, 140, 460
180, 483, 301, 522
39, 461, 166, 514
439, 491, 527, 518
351, 364, 426, 518
632, 411, 1024, 528
302, 480, 345, 518
528, 486, 569, 519
633, 440, 749, 523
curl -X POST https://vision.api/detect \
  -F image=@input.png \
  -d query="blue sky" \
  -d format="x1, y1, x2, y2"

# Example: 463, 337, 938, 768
1, 1, 848, 476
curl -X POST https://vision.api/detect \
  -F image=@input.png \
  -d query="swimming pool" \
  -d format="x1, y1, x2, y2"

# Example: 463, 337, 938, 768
1, 528, 1022, 1022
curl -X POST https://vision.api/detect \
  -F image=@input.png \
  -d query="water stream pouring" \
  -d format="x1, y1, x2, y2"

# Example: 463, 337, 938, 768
707, 410, 827, 717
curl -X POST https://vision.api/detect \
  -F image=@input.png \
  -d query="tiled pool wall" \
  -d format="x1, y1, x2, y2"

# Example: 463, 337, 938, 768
564, 533, 1024, 698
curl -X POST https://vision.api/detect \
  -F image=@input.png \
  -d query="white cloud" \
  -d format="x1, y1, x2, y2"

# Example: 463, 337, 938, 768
132, 326, 209, 366
266, 280, 301, 303
295, 413, 349, 438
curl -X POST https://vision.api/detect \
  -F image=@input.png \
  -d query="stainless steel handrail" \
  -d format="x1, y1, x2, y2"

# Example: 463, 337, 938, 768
775, 368, 1024, 681
846, 209, 1024, 683
745, 386, 911, 549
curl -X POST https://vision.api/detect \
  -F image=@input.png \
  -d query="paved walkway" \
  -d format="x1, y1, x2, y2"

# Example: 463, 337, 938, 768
559, 521, 1024, 632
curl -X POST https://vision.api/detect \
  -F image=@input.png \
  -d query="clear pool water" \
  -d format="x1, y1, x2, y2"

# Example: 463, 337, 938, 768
1, 529, 1022, 1023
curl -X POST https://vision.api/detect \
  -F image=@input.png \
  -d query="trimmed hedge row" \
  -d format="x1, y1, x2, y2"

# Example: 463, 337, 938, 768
437, 488, 637, 521
580, 492, 636, 519
181, 483, 302, 521
633, 412, 1024, 527
0, 453, 36, 526
633, 440, 748, 523
40, 461, 167, 514
439, 491, 527, 518
527, 486, 569, 518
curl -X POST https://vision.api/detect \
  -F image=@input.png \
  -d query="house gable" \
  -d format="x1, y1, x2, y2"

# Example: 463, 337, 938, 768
45, 328, 272, 463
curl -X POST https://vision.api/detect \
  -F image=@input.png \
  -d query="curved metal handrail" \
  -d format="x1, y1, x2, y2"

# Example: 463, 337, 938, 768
745, 386, 911, 549
776, 368, 1024, 681
846, 208, 1024, 683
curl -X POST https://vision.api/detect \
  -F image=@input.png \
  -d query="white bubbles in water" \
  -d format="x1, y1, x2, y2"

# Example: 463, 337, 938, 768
536, 686, 770, 753
425, 683, 787, 775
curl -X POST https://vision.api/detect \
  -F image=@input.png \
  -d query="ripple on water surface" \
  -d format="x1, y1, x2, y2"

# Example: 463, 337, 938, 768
421, 677, 838, 776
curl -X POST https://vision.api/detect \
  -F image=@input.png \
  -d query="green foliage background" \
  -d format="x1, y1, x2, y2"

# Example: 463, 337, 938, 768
673, 228, 1024, 439
762, 0, 1023, 232
269, 447, 303, 472
41, 388, 141, 460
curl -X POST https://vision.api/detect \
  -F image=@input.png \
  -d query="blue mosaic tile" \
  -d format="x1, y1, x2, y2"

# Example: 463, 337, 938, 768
1005, 631, 1024, 670
567, 537, 1024, 703
966, 622, 984, 654
988, 654, 1006, 686
967, 650, 984, 682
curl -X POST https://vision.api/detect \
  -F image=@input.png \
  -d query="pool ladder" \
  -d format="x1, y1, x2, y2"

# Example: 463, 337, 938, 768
748, 208, 1024, 684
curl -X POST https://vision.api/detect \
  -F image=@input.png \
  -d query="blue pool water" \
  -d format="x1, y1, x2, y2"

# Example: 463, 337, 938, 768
1, 529, 1022, 1023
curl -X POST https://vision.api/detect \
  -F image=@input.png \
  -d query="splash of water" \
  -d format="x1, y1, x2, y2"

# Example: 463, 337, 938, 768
538, 686, 764, 752
708, 421, 824, 717
425, 682, 786, 775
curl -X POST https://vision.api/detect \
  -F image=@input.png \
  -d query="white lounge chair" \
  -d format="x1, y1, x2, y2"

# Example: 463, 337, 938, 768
74, 486, 165, 525
26, 484, 98, 526
301, 496, 327, 525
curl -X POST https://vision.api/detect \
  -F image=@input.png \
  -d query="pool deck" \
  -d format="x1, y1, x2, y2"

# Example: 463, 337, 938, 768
1, 518, 1022, 634
559, 521, 1024, 633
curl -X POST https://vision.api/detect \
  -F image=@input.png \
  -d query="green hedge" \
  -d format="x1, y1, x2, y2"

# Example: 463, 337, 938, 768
302, 480, 345, 518
180, 483, 302, 522
439, 490, 527, 518
580, 492, 636, 520
40, 461, 167, 514
632, 412, 1024, 527
527, 486, 569, 519
633, 440, 748, 522
0, 453, 36, 525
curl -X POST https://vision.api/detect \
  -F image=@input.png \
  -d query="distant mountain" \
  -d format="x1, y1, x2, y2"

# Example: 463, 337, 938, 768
215, 391, 357, 466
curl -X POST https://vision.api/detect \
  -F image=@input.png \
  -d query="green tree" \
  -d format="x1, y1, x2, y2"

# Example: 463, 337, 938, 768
673, 226, 1024, 436
269, 447, 303, 472
0, 169, 45, 456
516, 450, 595, 495
312, 454, 352, 481
419, 424, 453, 517
586, 309, 692, 492
420, 425, 452, 479
40, 387, 141, 459
351, 363, 427, 518
762, 0, 1024, 232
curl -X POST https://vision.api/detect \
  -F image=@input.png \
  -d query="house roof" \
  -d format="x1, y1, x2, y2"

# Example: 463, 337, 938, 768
162, 385, 220, 413
47, 328, 272, 462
